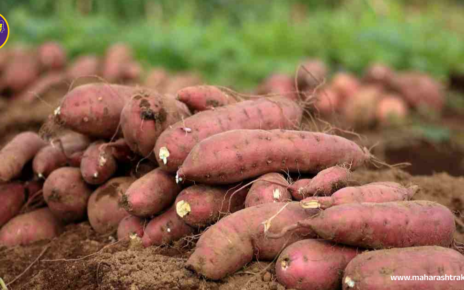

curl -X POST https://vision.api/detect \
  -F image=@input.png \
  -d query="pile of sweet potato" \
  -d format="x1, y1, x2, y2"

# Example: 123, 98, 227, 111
0, 55, 462, 290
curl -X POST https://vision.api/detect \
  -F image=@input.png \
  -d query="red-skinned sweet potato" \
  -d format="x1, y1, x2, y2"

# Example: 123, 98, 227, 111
0, 132, 47, 182
177, 85, 237, 112
121, 90, 191, 158
117, 215, 145, 240
288, 178, 312, 200
0, 183, 27, 227
81, 141, 118, 185
43, 167, 92, 223
177, 130, 370, 185
164, 73, 203, 94
142, 206, 194, 247
376, 94, 409, 125
301, 182, 419, 209
0, 208, 63, 247
313, 87, 341, 115
175, 184, 248, 227
186, 202, 317, 280
295, 165, 350, 199
245, 173, 291, 207
362, 63, 394, 87
102, 43, 133, 82
256, 74, 298, 101
297, 59, 328, 91
331, 72, 360, 104
38, 42, 67, 71
121, 168, 181, 217
87, 177, 135, 234
155, 97, 303, 172
0, 49, 40, 94
343, 246, 464, 290
143, 68, 170, 92
276, 240, 359, 290
66, 55, 100, 80
16, 72, 68, 103
342, 86, 382, 128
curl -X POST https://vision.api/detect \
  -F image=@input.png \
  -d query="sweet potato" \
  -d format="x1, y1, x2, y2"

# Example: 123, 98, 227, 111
342, 86, 382, 128
276, 240, 359, 290
295, 166, 350, 199
33, 132, 91, 178
177, 86, 237, 112
121, 168, 181, 217
331, 72, 360, 103
313, 87, 341, 115
87, 177, 135, 234
0, 208, 63, 247
142, 206, 194, 247
66, 55, 100, 80
0, 183, 27, 227
0, 132, 47, 182
0, 49, 40, 93
155, 97, 303, 172
376, 94, 409, 125
186, 202, 317, 280
256, 74, 298, 101
16, 72, 68, 103
38, 42, 67, 71
297, 59, 328, 91
343, 246, 464, 290
102, 43, 133, 82
43, 167, 92, 223
245, 173, 291, 207
297, 200, 455, 249
81, 141, 118, 185
54, 83, 137, 138
362, 63, 394, 87
164, 73, 203, 94
177, 130, 370, 184
120, 90, 191, 158
143, 68, 170, 92
117, 215, 145, 240
301, 182, 419, 209
288, 178, 312, 200
106, 139, 136, 163
122, 61, 142, 81
175, 184, 248, 227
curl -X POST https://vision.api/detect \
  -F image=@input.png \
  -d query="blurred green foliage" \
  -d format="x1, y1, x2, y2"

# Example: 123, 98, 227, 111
2, 0, 464, 88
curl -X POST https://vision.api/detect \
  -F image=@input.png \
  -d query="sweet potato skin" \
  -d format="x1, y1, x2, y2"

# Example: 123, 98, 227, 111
87, 177, 135, 234
177, 85, 236, 112
301, 200, 455, 249
186, 202, 317, 280
81, 141, 117, 185
0, 132, 47, 182
142, 206, 194, 247
343, 246, 464, 290
178, 130, 369, 184
117, 215, 145, 240
297, 165, 350, 198
38, 42, 67, 71
288, 178, 312, 200
154, 97, 303, 172
245, 173, 291, 207
175, 185, 248, 227
0, 208, 63, 247
376, 95, 409, 125
43, 167, 92, 223
0, 183, 26, 227
276, 240, 359, 290
66, 55, 100, 80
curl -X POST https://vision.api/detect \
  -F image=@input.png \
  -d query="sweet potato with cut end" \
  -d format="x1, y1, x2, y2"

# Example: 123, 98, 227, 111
175, 184, 248, 227
121, 168, 181, 217
177, 85, 237, 112
0, 183, 27, 227
276, 240, 359, 290
376, 94, 409, 125
186, 202, 317, 280
43, 167, 92, 223
38, 42, 67, 71
362, 63, 394, 87
245, 173, 291, 207
102, 43, 133, 82
297, 59, 328, 91
342, 85, 382, 128
296, 166, 350, 198
33, 132, 91, 178
301, 182, 419, 210
256, 74, 298, 101
67, 55, 100, 80
177, 130, 370, 185
117, 215, 145, 240
121, 90, 191, 158
0, 208, 63, 247
288, 178, 312, 200
343, 246, 464, 290
0, 132, 47, 182
331, 72, 360, 103
298, 200, 455, 249
87, 177, 135, 234
81, 141, 118, 185
155, 97, 303, 172
142, 206, 194, 247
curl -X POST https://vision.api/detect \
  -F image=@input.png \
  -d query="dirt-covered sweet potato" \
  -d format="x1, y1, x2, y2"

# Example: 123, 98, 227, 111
81, 141, 118, 185
175, 184, 248, 227
155, 97, 303, 172
87, 177, 135, 234
38, 42, 67, 71
121, 90, 191, 158
288, 178, 312, 200
245, 173, 291, 207
66, 55, 100, 80
343, 246, 464, 290
117, 215, 145, 240
43, 167, 92, 223
0, 132, 47, 182
177, 130, 370, 185
186, 202, 317, 280
177, 86, 237, 112
0, 183, 27, 227
295, 166, 350, 199
0, 208, 63, 247
276, 240, 359, 290
121, 168, 181, 217
301, 182, 419, 210
142, 206, 194, 247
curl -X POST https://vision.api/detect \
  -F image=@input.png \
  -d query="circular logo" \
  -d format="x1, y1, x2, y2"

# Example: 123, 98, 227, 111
0, 14, 10, 49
